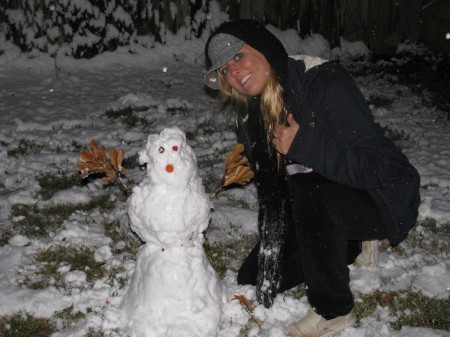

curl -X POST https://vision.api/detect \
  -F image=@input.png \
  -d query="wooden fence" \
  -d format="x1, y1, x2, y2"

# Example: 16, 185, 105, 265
224, 0, 423, 54
0, 0, 431, 57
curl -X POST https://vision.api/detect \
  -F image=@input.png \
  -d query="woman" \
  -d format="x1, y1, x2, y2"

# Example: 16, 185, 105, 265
204, 20, 420, 337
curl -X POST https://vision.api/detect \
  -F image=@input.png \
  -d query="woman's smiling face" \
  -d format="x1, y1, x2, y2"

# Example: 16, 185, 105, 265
218, 44, 271, 96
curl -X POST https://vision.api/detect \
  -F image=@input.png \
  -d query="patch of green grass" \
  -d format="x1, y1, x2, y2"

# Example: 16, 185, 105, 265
54, 144, 65, 153
220, 192, 251, 209
84, 328, 106, 337
186, 120, 217, 140
104, 106, 155, 128
121, 153, 139, 170
103, 220, 141, 255
20, 245, 106, 290
198, 147, 236, 194
69, 140, 85, 152
383, 125, 410, 144
0, 312, 55, 337
420, 218, 450, 234
52, 306, 93, 334
283, 284, 307, 300
353, 291, 384, 324
421, 182, 440, 189
367, 95, 395, 107
7, 138, 44, 157
239, 322, 253, 337
354, 290, 450, 330
124, 114, 154, 128
10, 195, 115, 238
166, 105, 191, 116
201, 171, 221, 194
391, 291, 450, 330
239, 319, 263, 337
105, 106, 141, 118
391, 219, 449, 256
197, 155, 223, 170
54, 305, 87, 321
0, 228, 13, 246
37, 171, 83, 200
101, 220, 142, 288
353, 218, 450, 329
160, 80, 172, 89
197, 146, 229, 170
204, 234, 258, 278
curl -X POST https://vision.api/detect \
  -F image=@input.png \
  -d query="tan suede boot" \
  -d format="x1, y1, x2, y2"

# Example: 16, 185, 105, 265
286, 310, 355, 337
354, 240, 379, 267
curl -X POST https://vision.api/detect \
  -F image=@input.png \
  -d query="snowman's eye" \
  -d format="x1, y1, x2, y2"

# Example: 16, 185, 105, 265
158, 147, 165, 153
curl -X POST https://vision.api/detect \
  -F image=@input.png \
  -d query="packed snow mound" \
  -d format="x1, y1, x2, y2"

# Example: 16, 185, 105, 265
121, 127, 224, 337
129, 127, 210, 246
139, 126, 199, 190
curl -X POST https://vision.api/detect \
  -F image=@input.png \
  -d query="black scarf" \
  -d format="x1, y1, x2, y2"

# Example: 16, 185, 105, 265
208, 20, 292, 308
247, 98, 291, 308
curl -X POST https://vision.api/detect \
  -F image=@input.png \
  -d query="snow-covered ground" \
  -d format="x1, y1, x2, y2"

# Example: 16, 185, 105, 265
0, 27, 449, 337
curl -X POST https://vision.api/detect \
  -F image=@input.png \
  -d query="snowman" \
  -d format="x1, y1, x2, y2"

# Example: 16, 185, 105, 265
121, 127, 224, 337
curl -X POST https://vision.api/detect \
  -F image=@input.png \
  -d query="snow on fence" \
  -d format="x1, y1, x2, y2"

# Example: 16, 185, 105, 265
0, 0, 425, 58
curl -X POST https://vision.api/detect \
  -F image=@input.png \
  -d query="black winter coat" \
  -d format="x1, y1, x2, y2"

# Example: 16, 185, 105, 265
211, 19, 420, 307
239, 57, 420, 246
284, 58, 420, 245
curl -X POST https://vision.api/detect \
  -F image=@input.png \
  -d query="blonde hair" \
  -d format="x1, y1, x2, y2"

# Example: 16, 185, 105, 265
218, 69, 288, 156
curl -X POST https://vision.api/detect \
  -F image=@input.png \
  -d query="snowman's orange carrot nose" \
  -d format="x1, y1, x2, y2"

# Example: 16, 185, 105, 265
166, 164, 174, 173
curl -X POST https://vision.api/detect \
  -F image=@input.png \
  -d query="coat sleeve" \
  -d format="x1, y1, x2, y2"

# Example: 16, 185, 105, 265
286, 66, 392, 189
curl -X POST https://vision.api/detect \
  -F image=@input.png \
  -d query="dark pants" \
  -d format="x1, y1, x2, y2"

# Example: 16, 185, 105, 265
238, 172, 386, 319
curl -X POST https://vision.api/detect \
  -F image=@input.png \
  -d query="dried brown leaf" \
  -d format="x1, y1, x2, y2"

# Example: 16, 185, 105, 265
90, 140, 107, 164
224, 166, 254, 187
108, 149, 126, 173
222, 144, 254, 187
382, 293, 396, 307
78, 140, 126, 182
232, 295, 255, 312
226, 156, 249, 170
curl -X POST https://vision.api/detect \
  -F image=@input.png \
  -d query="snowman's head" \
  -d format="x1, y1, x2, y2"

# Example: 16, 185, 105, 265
139, 127, 197, 189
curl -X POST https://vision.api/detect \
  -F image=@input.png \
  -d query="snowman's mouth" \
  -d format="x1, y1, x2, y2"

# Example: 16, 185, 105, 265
166, 164, 174, 173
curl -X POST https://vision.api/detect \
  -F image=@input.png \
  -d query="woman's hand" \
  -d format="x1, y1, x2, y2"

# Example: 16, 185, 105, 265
272, 114, 300, 155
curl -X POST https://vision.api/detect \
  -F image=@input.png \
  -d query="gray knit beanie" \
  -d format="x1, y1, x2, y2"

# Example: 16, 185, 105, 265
204, 33, 245, 90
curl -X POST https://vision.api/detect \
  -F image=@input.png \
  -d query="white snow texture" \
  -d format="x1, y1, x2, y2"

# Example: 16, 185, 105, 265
121, 127, 224, 337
